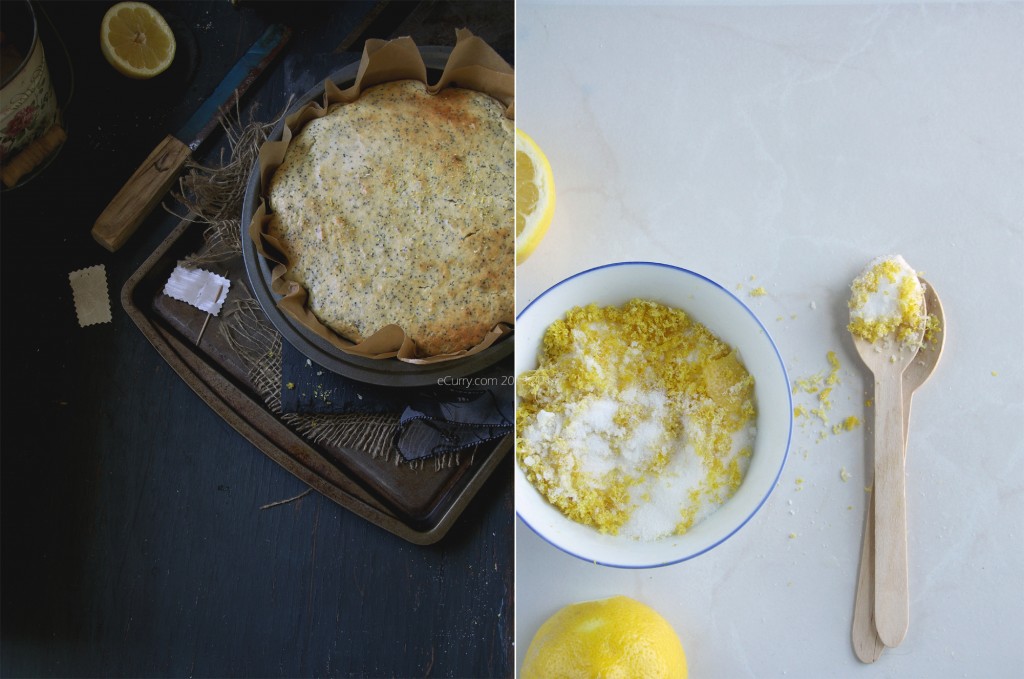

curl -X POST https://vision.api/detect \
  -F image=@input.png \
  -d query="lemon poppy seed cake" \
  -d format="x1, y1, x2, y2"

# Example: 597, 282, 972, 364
267, 79, 514, 357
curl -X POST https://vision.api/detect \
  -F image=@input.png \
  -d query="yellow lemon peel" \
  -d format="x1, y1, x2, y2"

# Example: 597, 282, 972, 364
516, 129, 555, 264
521, 596, 687, 679
100, 2, 176, 79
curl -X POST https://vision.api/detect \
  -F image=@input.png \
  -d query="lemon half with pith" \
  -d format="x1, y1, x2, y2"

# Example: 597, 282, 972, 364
100, 2, 176, 79
516, 128, 555, 265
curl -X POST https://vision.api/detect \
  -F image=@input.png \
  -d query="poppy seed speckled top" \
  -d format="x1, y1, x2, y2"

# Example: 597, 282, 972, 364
267, 80, 514, 356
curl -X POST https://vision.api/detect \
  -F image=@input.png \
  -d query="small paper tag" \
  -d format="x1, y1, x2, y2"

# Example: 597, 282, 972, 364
69, 265, 112, 327
163, 265, 231, 316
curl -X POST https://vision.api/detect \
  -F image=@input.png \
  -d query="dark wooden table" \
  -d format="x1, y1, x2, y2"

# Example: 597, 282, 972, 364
1, 2, 513, 676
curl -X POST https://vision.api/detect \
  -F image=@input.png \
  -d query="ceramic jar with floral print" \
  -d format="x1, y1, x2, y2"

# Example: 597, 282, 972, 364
1, 0, 59, 164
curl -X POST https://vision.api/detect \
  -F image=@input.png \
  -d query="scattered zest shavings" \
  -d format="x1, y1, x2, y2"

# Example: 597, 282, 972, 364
790, 351, 860, 440
832, 416, 861, 435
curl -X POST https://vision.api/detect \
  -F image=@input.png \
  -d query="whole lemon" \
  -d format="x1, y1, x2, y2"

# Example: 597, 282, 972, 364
521, 595, 687, 679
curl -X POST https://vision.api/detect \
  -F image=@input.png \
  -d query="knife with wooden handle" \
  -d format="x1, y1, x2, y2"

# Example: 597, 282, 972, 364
92, 23, 291, 252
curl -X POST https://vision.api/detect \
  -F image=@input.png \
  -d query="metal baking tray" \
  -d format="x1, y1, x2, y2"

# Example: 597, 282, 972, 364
122, 216, 511, 544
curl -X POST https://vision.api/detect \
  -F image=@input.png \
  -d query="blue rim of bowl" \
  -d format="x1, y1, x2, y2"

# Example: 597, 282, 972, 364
515, 261, 793, 568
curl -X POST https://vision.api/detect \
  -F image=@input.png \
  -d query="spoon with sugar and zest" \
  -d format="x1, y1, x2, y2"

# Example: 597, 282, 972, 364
849, 282, 927, 650
852, 279, 945, 662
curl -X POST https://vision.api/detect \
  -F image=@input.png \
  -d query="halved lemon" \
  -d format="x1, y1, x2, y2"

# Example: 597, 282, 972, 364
516, 128, 555, 265
100, 2, 176, 79
521, 596, 688, 679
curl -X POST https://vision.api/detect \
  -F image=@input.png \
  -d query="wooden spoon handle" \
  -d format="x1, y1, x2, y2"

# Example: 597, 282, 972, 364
852, 491, 884, 662
873, 373, 909, 647
852, 389, 915, 662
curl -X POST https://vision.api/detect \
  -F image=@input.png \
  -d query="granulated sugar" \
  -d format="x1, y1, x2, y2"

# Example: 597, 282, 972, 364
516, 299, 757, 541
848, 254, 925, 347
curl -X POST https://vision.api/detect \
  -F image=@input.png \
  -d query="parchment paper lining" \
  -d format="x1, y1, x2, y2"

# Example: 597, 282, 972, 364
249, 29, 514, 363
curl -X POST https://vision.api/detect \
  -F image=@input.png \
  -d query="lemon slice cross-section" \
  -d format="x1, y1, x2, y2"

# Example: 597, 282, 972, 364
515, 128, 555, 265
100, 2, 176, 79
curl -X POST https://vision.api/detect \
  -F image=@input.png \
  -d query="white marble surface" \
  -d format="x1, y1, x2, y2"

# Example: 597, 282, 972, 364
514, 2, 1024, 677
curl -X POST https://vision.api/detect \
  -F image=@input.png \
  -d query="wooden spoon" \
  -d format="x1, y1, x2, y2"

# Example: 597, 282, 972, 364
849, 279, 930, 649
852, 279, 945, 661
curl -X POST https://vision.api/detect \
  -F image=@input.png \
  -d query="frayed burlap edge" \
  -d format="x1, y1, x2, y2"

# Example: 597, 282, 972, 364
173, 101, 285, 268
173, 110, 463, 470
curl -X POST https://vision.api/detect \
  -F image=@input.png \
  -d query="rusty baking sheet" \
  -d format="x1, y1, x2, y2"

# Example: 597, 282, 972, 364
122, 216, 511, 545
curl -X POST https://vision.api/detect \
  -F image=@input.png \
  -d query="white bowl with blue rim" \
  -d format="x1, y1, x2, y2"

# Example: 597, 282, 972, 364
515, 261, 792, 568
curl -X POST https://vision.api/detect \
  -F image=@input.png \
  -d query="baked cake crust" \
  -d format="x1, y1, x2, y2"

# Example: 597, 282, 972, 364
267, 79, 514, 356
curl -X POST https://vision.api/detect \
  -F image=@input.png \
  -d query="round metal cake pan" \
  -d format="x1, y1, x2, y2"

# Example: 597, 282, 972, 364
241, 47, 513, 387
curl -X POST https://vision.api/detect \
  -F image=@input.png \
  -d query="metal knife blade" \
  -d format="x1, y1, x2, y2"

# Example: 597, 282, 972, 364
92, 24, 292, 252
177, 23, 292, 151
